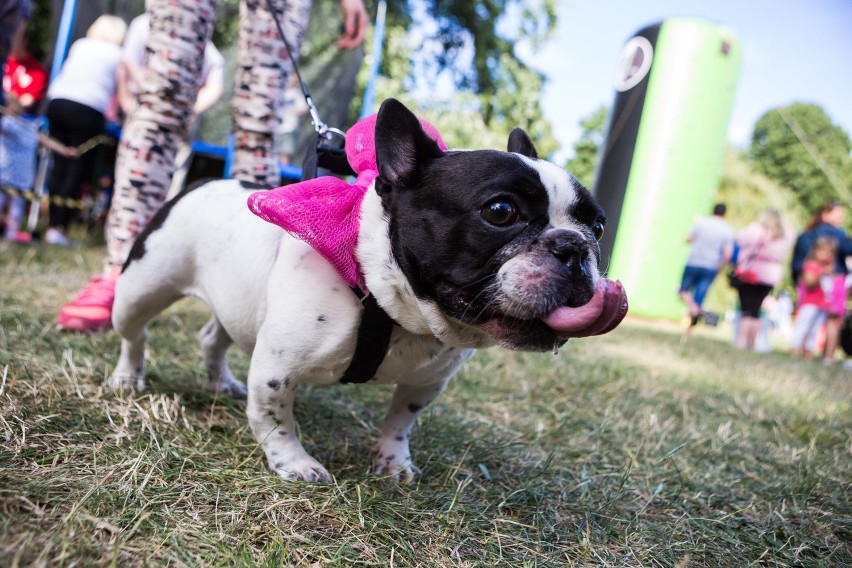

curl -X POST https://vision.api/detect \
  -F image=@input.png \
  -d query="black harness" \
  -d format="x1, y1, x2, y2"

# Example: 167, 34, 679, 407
340, 285, 398, 384
266, 0, 398, 383
299, 125, 398, 384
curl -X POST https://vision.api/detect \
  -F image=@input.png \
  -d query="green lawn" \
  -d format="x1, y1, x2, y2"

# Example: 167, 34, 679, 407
1, 241, 850, 566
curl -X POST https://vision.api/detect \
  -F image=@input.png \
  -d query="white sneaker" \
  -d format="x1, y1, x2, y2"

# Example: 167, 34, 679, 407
45, 227, 70, 246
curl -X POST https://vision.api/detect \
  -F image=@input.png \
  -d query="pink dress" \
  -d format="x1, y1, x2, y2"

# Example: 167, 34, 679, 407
735, 222, 794, 287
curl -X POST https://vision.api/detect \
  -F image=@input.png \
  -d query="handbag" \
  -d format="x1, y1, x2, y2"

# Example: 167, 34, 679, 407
727, 235, 764, 288
726, 267, 743, 289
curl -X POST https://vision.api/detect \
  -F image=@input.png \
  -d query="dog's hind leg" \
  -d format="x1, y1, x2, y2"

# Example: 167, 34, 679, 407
107, 276, 182, 392
199, 317, 247, 398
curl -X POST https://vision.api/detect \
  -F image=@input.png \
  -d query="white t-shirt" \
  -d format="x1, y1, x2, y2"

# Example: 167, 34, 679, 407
47, 37, 122, 113
122, 14, 224, 95
686, 215, 735, 270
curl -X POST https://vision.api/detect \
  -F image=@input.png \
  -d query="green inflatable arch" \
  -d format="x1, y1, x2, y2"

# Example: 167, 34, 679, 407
594, 18, 741, 320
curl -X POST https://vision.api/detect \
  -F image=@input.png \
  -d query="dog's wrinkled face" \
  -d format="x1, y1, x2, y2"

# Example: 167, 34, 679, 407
373, 99, 627, 351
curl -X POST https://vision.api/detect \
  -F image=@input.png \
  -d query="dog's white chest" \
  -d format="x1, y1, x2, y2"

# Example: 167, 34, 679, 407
369, 333, 473, 386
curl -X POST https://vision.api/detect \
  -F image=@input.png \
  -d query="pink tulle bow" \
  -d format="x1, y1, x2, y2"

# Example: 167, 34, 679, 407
247, 113, 447, 290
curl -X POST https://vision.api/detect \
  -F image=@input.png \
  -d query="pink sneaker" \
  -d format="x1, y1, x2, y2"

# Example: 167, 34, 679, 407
57, 275, 117, 332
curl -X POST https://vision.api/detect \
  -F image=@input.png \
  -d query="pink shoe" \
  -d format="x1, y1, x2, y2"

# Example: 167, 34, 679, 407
57, 275, 117, 332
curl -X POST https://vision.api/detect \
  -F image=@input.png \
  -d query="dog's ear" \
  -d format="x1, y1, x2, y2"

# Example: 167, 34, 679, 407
507, 128, 538, 159
375, 98, 443, 190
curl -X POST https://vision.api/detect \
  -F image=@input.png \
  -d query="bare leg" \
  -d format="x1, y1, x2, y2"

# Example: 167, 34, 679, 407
736, 316, 761, 350
679, 291, 700, 317
823, 316, 841, 363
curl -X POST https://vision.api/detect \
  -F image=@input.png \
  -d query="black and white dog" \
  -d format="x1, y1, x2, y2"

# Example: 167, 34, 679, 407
108, 99, 627, 482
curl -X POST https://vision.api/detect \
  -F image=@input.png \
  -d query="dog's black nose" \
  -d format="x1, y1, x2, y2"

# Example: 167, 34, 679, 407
543, 229, 589, 265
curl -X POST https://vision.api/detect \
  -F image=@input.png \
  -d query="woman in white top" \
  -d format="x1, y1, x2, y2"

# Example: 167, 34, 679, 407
44, 14, 126, 246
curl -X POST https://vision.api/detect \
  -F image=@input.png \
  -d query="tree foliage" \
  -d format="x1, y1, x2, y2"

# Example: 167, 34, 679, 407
355, 0, 560, 156
565, 105, 608, 188
750, 102, 852, 216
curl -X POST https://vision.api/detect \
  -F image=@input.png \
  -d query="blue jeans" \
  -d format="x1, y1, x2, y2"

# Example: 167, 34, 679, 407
679, 265, 717, 307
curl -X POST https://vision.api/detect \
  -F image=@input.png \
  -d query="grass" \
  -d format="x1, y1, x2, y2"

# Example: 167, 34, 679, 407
1, 240, 850, 567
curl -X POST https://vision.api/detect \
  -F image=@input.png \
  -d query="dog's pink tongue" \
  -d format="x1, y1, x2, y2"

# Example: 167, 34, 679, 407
541, 279, 628, 338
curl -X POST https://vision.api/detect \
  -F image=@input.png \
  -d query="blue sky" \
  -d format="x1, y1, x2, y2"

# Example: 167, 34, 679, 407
522, 0, 852, 162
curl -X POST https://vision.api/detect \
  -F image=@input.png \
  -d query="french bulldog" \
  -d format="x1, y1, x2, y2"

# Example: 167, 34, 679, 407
108, 98, 627, 482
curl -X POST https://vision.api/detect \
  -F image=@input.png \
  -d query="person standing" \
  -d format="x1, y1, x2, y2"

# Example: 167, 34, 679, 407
0, 0, 31, 106
678, 203, 735, 326
789, 237, 838, 359
790, 201, 852, 364
44, 14, 127, 246
732, 209, 794, 350
57, 0, 369, 332
3, 22, 48, 114
116, 12, 226, 199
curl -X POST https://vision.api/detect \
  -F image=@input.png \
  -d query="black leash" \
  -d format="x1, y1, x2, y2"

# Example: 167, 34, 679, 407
264, 0, 353, 181
265, 0, 395, 383
264, 0, 344, 142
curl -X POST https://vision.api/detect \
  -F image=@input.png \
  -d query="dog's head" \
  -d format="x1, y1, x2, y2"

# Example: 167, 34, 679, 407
359, 99, 627, 351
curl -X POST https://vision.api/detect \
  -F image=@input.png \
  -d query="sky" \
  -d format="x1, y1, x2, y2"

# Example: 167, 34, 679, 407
522, 0, 852, 163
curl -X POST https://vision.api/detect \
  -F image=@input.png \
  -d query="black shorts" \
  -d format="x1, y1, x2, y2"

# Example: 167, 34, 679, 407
737, 283, 773, 318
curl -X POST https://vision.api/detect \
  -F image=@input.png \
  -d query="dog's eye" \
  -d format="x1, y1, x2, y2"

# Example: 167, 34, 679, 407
592, 220, 605, 240
482, 201, 519, 227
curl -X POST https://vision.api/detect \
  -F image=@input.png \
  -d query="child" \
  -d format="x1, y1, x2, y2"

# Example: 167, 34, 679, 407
0, 107, 78, 241
789, 237, 837, 358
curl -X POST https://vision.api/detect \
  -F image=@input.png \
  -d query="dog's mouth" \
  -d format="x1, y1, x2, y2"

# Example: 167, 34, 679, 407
454, 278, 628, 342
537, 278, 628, 337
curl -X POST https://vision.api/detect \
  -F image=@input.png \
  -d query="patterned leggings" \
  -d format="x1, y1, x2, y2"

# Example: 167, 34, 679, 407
106, 0, 312, 269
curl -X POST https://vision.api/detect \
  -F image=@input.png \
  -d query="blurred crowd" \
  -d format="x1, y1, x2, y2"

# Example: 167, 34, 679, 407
2, 0, 368, 333
2, 2, 849, 368
0, 8, 225, 245
680, 200, 852, 367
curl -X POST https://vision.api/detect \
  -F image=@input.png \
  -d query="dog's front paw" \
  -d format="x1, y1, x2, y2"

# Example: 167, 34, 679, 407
269, 453, 332, 483
371, 443, 420, 482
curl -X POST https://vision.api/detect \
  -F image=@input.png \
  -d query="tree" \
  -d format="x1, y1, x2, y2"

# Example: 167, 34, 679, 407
208, 0, 560, 156
355, 0, 560, 156
750, 103, 852, 216
564, 105, 608, 188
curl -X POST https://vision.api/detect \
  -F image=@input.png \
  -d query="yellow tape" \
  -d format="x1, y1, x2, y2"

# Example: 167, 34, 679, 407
1, 185, 88, 209
1, 106, 115, 156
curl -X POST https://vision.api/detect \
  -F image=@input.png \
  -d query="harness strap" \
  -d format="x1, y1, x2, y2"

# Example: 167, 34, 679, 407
340, 286, 397, 384
300, 140, 355, 181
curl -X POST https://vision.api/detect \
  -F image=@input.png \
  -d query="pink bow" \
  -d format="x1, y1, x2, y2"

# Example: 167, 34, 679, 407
247, 113, 447, 290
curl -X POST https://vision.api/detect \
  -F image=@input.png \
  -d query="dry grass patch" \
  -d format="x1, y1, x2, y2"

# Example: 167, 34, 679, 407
1, 241, 850, 566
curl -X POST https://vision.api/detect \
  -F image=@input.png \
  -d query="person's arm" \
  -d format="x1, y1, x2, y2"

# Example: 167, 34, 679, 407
839, 230, 852, 264
38, 132, 78, 158
115, 60, 139, 115
337, 0, 369, 49
123, 58, 145, 89
192, 43, 225, 119
719, 243, 733, 270
192, 80, 223, 117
